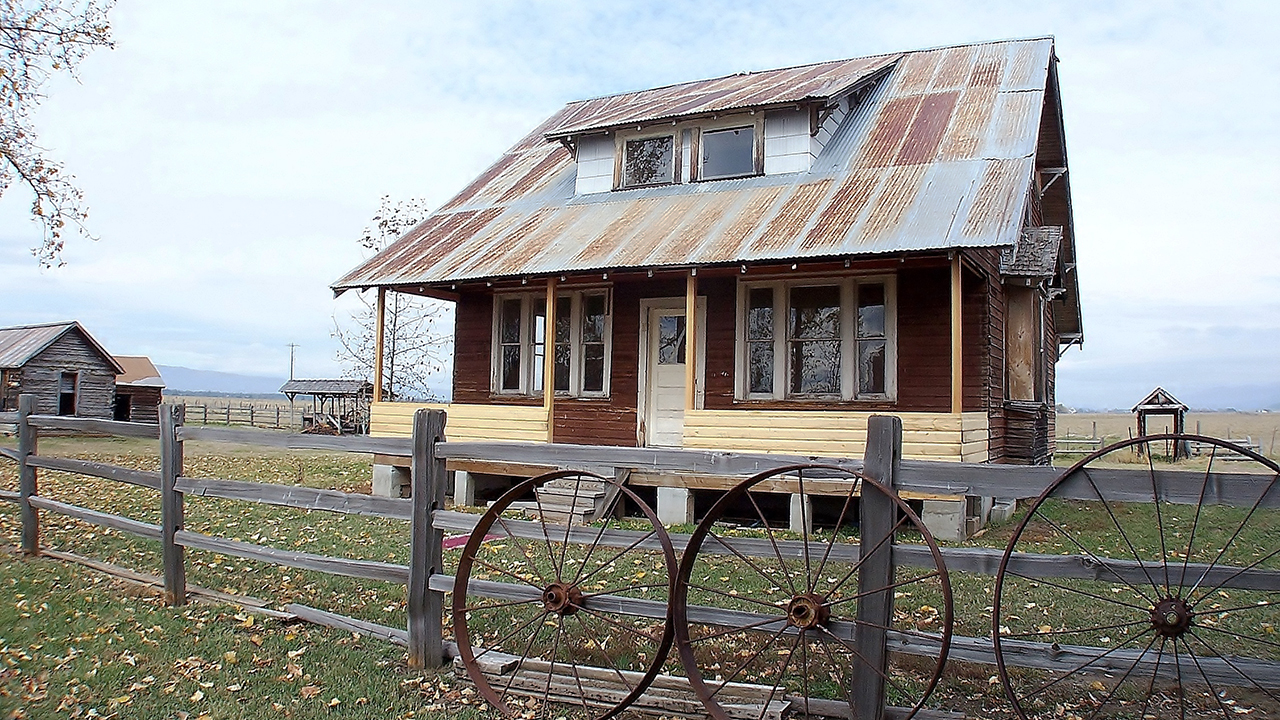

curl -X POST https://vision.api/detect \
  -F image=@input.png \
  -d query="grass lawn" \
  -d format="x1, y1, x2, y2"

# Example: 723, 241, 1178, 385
0, 434, 1276, 719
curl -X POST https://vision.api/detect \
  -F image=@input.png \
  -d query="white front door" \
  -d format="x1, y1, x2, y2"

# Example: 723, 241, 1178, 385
644, 307, 688, 448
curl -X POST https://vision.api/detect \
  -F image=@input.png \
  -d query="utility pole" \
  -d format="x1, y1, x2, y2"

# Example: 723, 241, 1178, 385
286, 343, 299, 431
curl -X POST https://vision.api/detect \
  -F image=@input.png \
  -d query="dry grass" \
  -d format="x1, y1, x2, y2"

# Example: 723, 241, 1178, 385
1057, 412, 1280, 457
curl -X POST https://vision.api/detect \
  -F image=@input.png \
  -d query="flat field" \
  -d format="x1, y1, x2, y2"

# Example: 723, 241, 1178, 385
1057, 411, 1280, 456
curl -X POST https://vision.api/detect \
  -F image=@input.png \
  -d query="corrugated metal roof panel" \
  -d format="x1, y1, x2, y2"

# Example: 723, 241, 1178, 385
0, 321, 123, 373
332, 36, 1055, 290
543, 54, 900, 139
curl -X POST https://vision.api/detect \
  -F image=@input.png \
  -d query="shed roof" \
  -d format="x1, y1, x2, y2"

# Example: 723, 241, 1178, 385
115, 356, 165, 388
1132, 387, 1189, 413
280, 379, 372, 397
334, 36, 1064, 293
0, 321, 125, 374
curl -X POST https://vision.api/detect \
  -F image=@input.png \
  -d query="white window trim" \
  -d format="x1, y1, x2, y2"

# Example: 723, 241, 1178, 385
734, 275, 897, 402
615, 132, 678, 190
491, 289, 612, 398
611, 113, 766, 189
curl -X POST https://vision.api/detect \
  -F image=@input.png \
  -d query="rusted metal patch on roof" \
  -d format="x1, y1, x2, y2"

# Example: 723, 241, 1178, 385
968, 44, 1007, 88
645, 193, 738, 266
859, 165, 928, 241
931, 45, 977, 91
800, 169, 882, 252
895, 91, 959, 166
496, 149, 573, 205
693, 186, 786, 263
960, 158, 1028, 242
857, 95, 922, 169
751, 179, 833, 254
937, 86, 998, 161
893, 49, 942, 95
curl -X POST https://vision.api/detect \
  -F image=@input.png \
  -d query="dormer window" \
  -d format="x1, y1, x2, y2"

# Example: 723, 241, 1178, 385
700, 125, 756, 180
623, 135, 674, 187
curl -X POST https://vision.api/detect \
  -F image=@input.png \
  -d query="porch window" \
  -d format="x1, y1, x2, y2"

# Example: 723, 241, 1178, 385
737, 277, 895, 401
493, 290, 611, 397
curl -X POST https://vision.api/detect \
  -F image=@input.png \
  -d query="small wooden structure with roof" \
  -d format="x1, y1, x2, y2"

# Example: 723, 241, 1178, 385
280, 379, 373, 435
1132, 386, 1189, 459
0, 321, 124, 418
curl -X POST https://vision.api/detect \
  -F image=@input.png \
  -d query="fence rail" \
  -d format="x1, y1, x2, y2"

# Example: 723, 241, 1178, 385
4, 395, 1279, 718
179, 402, 299, 431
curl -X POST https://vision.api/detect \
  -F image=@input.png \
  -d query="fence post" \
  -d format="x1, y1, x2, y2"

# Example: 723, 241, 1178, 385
160, 404, 187, 606
17, 394, 39, 556
408, 408, 447, 668
855, 414, 902, 720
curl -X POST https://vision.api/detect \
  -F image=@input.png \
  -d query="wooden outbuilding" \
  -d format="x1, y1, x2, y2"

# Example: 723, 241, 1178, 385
333, 37, 1084, 534
0, 321, 124, 418
1132, 386, 1189, 459
280, 379, 373, 434
113, 355, 165, 424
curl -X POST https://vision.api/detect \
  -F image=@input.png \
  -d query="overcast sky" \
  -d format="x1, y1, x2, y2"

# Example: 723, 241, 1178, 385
1, 0, 1277, 409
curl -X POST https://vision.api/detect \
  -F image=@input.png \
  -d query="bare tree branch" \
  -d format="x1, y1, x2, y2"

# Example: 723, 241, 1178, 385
0, 0, 115, 267
332, 195, 449, 401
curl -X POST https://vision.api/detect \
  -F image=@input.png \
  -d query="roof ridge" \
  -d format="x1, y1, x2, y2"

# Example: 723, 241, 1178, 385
561, 35, 1054, 106
0, 320, 79, 331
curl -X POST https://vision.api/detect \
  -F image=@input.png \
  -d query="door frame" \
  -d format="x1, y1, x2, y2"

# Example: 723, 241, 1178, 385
637, 296, 707, 447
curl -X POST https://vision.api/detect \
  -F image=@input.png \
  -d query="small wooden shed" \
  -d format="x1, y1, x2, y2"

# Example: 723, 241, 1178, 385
281, 379, 373, 434
113, 356, 165, 424
1132, 386, 1189, 459
0, 321, 124, 418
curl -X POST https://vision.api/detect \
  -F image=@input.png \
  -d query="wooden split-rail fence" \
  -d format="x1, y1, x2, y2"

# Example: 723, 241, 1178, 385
2, 393, 1279, 720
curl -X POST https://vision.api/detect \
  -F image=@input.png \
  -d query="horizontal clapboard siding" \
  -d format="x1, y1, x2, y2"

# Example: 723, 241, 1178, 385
683, 409, 988, 462
370, 402, 547, 443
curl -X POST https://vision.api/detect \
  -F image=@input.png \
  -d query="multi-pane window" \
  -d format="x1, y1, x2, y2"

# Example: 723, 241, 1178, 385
700, 126, 755, 180
494, 290, 611, 397
738, 278, 894, 400
623, 136, 674, 187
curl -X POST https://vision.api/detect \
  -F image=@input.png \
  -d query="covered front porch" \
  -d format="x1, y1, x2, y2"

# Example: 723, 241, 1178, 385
367, 401, 991, 540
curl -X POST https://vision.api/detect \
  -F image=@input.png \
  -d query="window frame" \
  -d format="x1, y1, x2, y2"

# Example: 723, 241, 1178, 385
696, 123, 761, 182
734, 275, 897, 402
617, 132, 678, 190
491, 289, 613, 398
611, 113, 765, 190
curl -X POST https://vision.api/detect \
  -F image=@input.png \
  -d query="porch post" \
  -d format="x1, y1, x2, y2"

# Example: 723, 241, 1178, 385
950, 255, 963, 414
544, 277, 557, 442
374, 287, 386, 403
685, 270, 697, 411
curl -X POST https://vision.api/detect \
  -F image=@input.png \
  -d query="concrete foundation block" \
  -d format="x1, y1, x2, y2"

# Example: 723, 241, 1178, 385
372, 463, 411, 499
921, 498, 967, 542
454, 470, 477, 507
789, 493, 813, 535
989, 498, 1017, 524
657, 487, 695, 526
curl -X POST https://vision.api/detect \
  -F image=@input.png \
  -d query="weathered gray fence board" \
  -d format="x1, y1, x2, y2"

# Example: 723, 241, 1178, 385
408, 409, 448, 669
0, 411, 17, 423
18, 395, 38, 554
28, 495, 162, 540
160, 405, 187, 605
174, 530, 410, 584
0, 489, 19, 503
0, 447, 19, 463
28, 414, 161, 439
285, 603, 408, 646
176, 477, 413, 520
943, 633, 1280, 689
28, 455, 161, 490
177, 425, 411, 455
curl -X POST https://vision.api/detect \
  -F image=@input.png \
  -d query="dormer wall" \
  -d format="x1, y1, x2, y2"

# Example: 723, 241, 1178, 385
571, 93, 854, 196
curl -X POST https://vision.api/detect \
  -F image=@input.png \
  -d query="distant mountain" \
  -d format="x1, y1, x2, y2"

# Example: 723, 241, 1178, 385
157, 365, 287, 395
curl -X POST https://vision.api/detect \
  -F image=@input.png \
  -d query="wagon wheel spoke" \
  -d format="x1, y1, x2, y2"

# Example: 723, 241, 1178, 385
756, 631, 802, 720
1186, 471, 1280, 600
998, 618, 1146, 640
472, 607, 548, 664
575, 529, 657, 587
1002, 568, 1152, 614
1189, 545, 1280, 606
1144, 444, 1176, 594
811, 481, 859, 587
822, 513, 910, 597
823, 569, 941, 610
571, 612, 637, 696
1018, 624, 1154, 699
1179, 636, 1235, 719
797, 468, 813, 592
705, 621, 794, 700
1178, 448, 1219, 600
1080, 467, 1162, 602
493, 513, 552, 586
1080, 632, 1161, 720
745, 492, 802, 597
579, 582, 670, 602
461, 596, 543, 615
539, 614, 566, 719
815, 625, 916, 701
1193, 623, 1280, 653
1200, 598, 1280, 616
1187, 629, 1280, 702
682, 582, 788, 612
707, 530, 798, 594
568, 487, 628, 587
1031, 505, 1158, 606
469, 556, 546, 590
685, 613, 789, 645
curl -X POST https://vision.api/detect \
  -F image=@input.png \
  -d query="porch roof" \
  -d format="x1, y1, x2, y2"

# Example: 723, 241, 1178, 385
334, 37, 1058, 292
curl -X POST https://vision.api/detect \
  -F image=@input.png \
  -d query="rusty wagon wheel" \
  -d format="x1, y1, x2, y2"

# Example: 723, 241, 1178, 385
452, 470, 678, 719
672, 464, 953, 720
993, 434, 1280, 719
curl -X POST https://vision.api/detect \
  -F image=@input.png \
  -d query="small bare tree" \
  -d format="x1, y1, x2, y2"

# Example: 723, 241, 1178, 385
1, 0, 115, 267
333, 196, 449, 401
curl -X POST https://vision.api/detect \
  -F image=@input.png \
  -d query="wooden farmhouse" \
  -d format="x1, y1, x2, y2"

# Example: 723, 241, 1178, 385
113, 356, 165, 424
0, 321, 125, 418
333, 37, 1082, 534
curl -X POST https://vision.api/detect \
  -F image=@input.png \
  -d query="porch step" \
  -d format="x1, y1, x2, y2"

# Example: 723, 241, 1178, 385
530, 477, 609, 525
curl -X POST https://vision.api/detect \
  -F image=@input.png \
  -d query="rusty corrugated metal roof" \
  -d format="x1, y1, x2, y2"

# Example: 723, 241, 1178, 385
542, 54, 901, 139
115, 356, 165, 387
0, 321, 125, 373
334, 37, 1056, 291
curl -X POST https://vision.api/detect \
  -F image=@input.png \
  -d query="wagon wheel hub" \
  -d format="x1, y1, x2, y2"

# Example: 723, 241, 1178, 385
542, 581, 584, 616
786, 593, 830, 630
1149, 596, 1194, 638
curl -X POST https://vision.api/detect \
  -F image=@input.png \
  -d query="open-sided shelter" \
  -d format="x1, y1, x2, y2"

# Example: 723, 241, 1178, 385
334, 37, 1082, 508
0, 321, 124, 418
